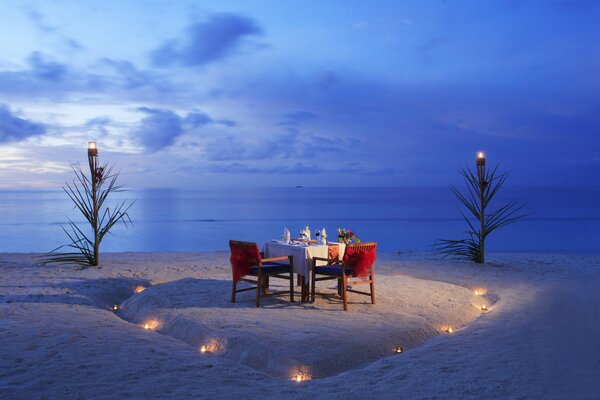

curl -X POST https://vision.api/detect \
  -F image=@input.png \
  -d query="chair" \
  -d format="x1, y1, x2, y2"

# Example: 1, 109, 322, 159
229, 240, 294, 307
310, 242, 377, 311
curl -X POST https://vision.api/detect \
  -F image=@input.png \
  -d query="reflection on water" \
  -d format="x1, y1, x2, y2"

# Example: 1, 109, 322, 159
0, 187, 599, 253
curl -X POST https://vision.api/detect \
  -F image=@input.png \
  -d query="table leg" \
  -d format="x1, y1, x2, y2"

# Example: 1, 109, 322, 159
300, 275, 311, 302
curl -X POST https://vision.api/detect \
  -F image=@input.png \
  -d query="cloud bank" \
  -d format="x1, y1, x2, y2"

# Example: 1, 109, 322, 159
151, 13, 262, 67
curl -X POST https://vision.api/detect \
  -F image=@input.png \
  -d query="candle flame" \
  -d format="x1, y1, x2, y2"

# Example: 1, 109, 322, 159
477, 151, 485, 159
446, 327, 453, 333
200, 345, 207, 353
394, 346, 404, 354
142, 319, 160, 331
112, 305, 118, 311
293, 374, 310, 382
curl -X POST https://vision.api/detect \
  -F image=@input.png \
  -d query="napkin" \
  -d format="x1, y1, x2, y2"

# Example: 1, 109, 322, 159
319, 228, 327, 244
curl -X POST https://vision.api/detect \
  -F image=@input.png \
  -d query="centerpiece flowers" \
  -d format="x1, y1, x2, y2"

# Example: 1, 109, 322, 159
338, 228, 360, 244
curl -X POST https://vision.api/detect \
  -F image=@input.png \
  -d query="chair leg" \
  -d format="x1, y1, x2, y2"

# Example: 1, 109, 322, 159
232, 281, 237, 303
337, 278, 343, 297
263, 276, 270, 295
289, 256, 294, 303
290, 273, 295, 303
256, 273, 262, 308
311, 269, 316, 303
342, 274, 348, 311
370, 270, 376, 305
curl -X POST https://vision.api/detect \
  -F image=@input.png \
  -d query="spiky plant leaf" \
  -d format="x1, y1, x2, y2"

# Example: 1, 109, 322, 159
434, 163, 526, 263
40, 162, 134, 268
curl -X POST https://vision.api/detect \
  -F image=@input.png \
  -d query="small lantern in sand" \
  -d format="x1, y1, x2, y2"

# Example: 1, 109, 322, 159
134, 286, 146, 294
393, 347, 404, 354
112, 305, 119, 311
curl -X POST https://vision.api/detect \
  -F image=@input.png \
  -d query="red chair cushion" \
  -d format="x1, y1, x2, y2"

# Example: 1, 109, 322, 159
230, 241, 261, 282
327, 244, 340, 264
342, 244, 377, 277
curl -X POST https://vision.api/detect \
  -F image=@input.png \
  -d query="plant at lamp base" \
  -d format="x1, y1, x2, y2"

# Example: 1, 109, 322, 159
434, 154, 526, 264
41, 144, 133, 267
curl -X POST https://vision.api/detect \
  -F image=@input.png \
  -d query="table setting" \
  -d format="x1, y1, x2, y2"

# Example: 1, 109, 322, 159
263, 226, 351, 301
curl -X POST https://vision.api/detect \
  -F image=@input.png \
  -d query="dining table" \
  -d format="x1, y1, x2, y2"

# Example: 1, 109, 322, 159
262, 240, 346, 301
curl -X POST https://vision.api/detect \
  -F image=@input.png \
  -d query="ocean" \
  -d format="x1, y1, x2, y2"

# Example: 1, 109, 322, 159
0, 187, 598, 254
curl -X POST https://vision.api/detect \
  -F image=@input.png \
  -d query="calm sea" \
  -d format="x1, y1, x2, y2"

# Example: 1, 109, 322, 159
0, 187, 598, 254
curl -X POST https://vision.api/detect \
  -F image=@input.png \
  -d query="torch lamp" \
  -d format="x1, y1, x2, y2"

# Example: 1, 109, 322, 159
476, 151, 486, 262
87, 141, 101, 265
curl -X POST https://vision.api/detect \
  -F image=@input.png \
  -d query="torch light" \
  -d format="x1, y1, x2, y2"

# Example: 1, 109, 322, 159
476, 151, 485, 166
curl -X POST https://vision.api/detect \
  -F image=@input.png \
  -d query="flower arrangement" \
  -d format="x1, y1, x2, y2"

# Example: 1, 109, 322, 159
337, 228, 360, 244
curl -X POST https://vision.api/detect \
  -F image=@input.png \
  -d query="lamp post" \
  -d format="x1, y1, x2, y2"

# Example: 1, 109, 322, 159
88, 141, 101, 266
476, 152, 486, 263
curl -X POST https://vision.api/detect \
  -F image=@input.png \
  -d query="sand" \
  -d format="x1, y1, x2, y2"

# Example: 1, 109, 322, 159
0, 251, 599, 399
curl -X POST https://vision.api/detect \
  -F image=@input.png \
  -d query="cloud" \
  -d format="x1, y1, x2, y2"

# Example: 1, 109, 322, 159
132, 108, 184, 152
27, 52, 68, 81
26, 9, 84, 53
85, 116, 112, 138
277, 110, 320, 126
151, 13, 262, 67
204, 128, 339, 161
101, 58, 171, 91
132, 108, 234, 152
26, 9, 56, 34
0, 104, 47, 144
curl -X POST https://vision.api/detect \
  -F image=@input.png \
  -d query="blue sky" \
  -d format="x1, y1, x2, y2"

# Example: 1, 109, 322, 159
0, 0, 598, 188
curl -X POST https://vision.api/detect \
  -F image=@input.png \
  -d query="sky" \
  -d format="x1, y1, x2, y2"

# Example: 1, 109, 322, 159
0, 0, 599, 188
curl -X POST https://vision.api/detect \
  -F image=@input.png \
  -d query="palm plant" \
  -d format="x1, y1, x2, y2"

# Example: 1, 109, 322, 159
41, 142, 133, 267
434, 153, 526, 263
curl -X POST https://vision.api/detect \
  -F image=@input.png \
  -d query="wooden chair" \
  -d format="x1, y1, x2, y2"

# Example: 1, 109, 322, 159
229, 240, 294, 307
310, 242, 377, 311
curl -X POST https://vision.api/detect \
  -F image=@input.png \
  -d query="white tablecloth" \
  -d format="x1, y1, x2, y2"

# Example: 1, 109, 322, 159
263, 241, 346, 277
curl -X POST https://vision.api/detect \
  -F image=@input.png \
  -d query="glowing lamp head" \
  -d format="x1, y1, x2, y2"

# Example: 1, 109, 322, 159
134, 286, 146, 294
394, 346, 404, 354
112, 305, 118, 311
476, 151, 486, 166
88, 141, 98, 156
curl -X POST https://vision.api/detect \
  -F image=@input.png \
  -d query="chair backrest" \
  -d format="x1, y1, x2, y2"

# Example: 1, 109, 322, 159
229, 240, 261, 282
342, 242, 377, 277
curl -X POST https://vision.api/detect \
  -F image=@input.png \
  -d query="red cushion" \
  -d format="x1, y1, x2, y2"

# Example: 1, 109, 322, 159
229, 241, 261, 282
342, 244, 377, 277
327, 244, 340, 264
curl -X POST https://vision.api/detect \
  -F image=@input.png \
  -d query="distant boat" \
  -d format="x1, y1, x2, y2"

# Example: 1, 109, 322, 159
296, 185, 303, 188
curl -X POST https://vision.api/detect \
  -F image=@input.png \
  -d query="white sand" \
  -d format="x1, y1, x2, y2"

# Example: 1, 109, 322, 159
1, 251, 598, 399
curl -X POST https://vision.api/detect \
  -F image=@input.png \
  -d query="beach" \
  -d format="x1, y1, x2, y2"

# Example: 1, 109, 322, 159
1, 251, 598, 399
